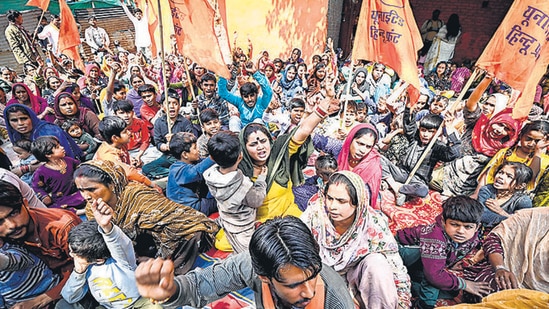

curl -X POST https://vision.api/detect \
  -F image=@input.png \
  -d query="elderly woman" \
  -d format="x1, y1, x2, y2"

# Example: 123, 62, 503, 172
74, 160, 218, 275
301, 171, 411, 308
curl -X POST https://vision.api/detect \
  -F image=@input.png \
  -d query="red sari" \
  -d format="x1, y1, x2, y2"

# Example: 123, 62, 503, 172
472, 108, 522, 157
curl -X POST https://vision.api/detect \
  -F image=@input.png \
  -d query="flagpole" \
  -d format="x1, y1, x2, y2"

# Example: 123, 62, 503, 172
157, 0, 171, 135
339, 61, 354, 129
31, 9, 47, 46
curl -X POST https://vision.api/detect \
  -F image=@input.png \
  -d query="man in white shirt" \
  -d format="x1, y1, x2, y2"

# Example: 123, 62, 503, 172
84, 15, 110, 59
37, 15, 60, 56
121, 1, 152, 61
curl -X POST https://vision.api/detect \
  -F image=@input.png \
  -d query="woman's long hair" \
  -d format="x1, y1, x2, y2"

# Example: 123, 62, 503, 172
446, 14, 461, 40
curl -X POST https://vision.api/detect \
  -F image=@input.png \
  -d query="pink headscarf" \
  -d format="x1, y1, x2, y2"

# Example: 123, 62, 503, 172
337, 123, 382, 209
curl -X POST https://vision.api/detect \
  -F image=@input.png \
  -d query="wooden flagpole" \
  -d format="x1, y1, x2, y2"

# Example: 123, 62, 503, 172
157, 0, 172, 135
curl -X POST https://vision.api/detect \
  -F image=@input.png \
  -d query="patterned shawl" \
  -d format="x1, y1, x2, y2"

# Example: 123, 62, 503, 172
83, 160, 218, 258
472, 108, 522, 157
302, 171, 400, 271
491, 207, 549, 291
337, 124, 382, 208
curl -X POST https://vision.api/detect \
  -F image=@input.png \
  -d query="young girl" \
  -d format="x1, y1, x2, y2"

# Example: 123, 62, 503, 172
61, 120, 98, 162
478, 162, 533, 228
11, 139, 39, 185
475, 120, 549, 195
30, 136, 86, 214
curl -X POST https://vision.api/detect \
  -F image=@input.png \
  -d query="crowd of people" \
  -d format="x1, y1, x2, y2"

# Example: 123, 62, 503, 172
0, 5, 548, 309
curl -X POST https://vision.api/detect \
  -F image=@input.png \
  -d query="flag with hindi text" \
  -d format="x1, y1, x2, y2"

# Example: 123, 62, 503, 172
476, 0, 549, 119
168, 0, 229, 78
26, 0, 50, 11
58, 0, 84, 70
352, 0, 423, 93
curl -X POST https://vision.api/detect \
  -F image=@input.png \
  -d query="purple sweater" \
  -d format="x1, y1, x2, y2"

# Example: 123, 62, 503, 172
396, 215, 480, 291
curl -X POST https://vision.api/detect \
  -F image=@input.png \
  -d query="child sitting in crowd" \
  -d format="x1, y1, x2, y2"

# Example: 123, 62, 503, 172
197, 108, 221, 159
292, 153, 338, 211
262, 97, 306, 137
478, 162, 532, 228
166, 132, 217, 216
95, 116, 161, 192
112, 99, 160, 166
396, 196, 491, 309
11, 139, 39, 185
203, 131, 267, 253
31, 136, 86, 214
61, 120, 98, 162
381, 110, 460, 205
61, 198, 160, 309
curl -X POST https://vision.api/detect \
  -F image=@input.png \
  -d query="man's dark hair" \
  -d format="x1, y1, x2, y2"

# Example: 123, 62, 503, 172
239, 82, 258, 97
99, 116, 127, 143
419, 113, 443, 130
7, 10, 22, 23
160, 88, 180, 103
112, 100, 134, 114
169, 132, 197, 158
442, 196, 483, 224
207, 131, 240, 168
68, 220, 111, 263
0, 180, 24, 210
289, 98, 305, 110
200, 73, 217, 85
137, 84, 156, 96
199, 108, 219, 125
31, 135, 60, 162
113, 82, 126, 94
250, 216, 322, 281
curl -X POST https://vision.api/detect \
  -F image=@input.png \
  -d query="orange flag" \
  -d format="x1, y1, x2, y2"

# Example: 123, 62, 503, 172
476, 0, 549, 119
26, 0, 50, 11
58, 0, 84, 70
168, 0, 230, 78
352, 0, 423, 98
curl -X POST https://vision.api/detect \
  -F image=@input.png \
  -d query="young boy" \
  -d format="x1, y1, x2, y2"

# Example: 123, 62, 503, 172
218, 62, 272, 129
95, 116, 161, 191
197, 108, 221, 159
112, 100, 160, 166
61, 199, 160, 309
166, 132, 217, 216
416, 95, 449, 121
142, 89, 194, 180
292, 153, 338, 211
61, 120, 98, 162
381, 110, 460, 205
203, 131, 267, 253
396, 196, 491, 309
137, 84, 161, 127
262, 98, 305, 137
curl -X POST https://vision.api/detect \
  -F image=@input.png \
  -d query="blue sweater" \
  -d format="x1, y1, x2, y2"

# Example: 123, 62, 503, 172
218, 71, 273, 127
166, 158, 215, 210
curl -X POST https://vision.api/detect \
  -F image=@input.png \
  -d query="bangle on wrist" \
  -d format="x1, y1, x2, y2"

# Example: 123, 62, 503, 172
314, 105, 328, 119
494, 265, 508, 271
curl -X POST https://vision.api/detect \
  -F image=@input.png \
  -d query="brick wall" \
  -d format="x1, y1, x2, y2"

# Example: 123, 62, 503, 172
0, 7, 135, 73
410, 0, 514, 62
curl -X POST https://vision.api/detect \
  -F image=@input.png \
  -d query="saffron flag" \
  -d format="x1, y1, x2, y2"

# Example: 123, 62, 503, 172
476, 0, 549, 119
168, 0, 230, 78
26, 0, 50, 11
58, 0, 84, 70
352, 0, 423, 95
225, 0, 328, 64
